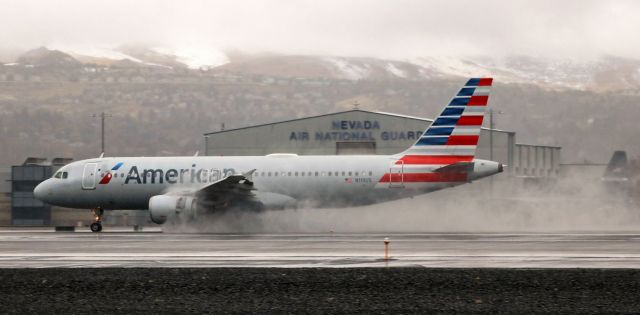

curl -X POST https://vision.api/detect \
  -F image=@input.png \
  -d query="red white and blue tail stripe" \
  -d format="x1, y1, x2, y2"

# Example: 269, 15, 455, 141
380, 78, 492, 184
398, 77, 492, 162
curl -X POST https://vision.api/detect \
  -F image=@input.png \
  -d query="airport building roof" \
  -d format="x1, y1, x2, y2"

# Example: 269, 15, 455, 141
204, 109, 514, 135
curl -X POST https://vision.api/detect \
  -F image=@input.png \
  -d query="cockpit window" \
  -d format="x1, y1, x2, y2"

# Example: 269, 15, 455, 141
53, 171, 69, 179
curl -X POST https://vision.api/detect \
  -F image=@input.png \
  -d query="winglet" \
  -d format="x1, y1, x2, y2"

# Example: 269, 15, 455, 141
194, 151, 199, 157
99, 152, 104, 158
243, 169, 257, 182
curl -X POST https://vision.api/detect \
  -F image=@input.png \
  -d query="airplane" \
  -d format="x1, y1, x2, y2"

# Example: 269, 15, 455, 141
34, 77, 503, 232
601, 150, 630, 185
601, 150, 639, 198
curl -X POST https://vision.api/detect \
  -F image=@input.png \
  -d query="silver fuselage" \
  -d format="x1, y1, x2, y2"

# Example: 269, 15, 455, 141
34, 155, 501, 210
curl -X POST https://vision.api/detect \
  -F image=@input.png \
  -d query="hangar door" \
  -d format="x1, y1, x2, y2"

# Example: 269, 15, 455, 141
336, 142, 376, 155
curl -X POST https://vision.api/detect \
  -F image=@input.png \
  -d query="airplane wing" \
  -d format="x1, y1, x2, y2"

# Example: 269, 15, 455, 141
196, 170, 257, 209
197, 170, 255, 197
164, 170, 258, 210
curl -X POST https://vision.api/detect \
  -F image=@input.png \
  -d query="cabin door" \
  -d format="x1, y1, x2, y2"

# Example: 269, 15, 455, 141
389, 160, 404, 188
82, 163, 98, 190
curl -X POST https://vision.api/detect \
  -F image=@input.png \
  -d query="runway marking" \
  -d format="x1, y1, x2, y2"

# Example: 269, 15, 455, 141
3, 232, 640, 268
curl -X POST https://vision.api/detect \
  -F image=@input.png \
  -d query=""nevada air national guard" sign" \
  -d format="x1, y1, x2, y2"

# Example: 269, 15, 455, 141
289, 120, 423, 142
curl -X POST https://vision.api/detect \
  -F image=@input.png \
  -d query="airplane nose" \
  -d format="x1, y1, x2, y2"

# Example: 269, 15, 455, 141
33, 181, 48, 201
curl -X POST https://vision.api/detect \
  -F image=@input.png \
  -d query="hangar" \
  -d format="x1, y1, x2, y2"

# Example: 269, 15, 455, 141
203, 109, 560, 178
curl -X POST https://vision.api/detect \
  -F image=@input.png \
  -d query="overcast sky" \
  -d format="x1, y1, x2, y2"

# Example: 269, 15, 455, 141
1, 0, 639, 60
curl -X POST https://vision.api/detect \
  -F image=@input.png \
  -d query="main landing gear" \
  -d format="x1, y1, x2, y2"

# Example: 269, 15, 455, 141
90, 207, 104, 232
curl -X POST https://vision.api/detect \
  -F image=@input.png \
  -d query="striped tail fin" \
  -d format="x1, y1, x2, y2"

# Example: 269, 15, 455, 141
396, 77, 492, 164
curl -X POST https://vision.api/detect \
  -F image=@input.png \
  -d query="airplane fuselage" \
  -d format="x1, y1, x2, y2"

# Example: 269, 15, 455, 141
34, 154, 501, 210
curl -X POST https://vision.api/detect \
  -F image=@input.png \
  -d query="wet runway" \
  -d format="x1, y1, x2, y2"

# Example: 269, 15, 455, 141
2, 231, 640, 268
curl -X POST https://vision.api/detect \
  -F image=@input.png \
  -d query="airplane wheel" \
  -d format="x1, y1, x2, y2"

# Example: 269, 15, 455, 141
90, 222, 102, 233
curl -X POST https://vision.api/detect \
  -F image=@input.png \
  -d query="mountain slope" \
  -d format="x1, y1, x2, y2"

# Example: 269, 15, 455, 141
8, 46, 640, 92
16, 47, 82, 68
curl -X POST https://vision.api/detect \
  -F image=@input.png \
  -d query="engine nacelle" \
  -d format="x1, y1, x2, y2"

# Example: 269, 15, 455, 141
148, 195, 197, 224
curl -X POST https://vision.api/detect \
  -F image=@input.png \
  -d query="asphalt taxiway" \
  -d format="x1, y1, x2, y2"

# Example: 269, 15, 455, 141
2, 231, 640, 268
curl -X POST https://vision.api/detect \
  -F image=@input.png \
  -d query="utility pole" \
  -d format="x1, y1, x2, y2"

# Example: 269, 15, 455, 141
488, 109, 504, 197
489, 109, 494, 162
92, 112, 112, 155
204, 135, 209, 156
488, 109, 504, 162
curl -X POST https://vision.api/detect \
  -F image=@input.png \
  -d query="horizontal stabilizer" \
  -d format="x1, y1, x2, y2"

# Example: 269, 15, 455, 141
434, 162, 474, 174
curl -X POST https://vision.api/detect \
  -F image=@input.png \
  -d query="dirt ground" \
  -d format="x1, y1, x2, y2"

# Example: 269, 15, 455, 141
1, 268, 640, 314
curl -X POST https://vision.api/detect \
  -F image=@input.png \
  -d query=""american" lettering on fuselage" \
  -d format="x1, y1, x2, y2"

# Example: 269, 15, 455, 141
124, 166, 236, 184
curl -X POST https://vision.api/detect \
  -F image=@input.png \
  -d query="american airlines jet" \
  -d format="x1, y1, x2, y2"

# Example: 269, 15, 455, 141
34, 78, 503, 232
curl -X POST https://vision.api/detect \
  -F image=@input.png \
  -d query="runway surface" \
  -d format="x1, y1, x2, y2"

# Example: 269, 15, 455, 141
3, 230, 640, 268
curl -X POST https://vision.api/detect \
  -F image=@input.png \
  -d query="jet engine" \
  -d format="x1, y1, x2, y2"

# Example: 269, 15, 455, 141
148, 195, 197, 224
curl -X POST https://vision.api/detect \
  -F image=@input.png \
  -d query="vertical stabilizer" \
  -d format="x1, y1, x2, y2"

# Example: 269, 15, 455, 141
603, 150, 629, 180
396, 77, 492, 165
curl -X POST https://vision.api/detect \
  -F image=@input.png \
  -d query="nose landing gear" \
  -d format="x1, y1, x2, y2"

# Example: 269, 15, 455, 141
90, 207, 104, 232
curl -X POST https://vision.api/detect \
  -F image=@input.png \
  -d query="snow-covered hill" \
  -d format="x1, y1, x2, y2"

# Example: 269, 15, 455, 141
6, 46, 640, 92
414, 55, 640, 91
43, 45, 229, 70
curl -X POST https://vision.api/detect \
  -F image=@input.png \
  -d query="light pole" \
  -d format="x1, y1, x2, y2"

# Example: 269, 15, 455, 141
204, 135, 209, 156
488, 109, 504, 162
489, 109, 494, 162
488, 109, 504, 197
92, 112, 112, 155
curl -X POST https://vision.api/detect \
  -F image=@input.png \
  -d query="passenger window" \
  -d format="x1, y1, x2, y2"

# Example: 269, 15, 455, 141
261, 172, 265, 176
348, 172, 352, 176
321, 172, 326, 176
282, 172, 285, 176
369, 171, 373, 176
355, 172, 359, 176
301, 172, 305, 176
288, 172, 291, 176
308, 172, 312, 176
275, 172, 278, 177
295, 172, 298, 176
342, 171, 346, 176
314, 172, 318, 176
268, 172, 271, 176
328, 172, 332, 176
